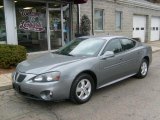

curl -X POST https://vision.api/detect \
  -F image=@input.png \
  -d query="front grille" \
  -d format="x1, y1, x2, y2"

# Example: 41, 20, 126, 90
17, 74, 26, 82
14, 71, 26, 83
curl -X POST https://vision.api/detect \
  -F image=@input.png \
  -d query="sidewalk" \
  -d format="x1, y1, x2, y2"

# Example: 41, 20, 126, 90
0, 41, 160, 92
0, 73, 12, 91
147, 41, 160, 53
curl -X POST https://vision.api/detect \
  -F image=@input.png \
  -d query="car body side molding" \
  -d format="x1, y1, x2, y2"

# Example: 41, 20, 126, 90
98, 73, 136, 89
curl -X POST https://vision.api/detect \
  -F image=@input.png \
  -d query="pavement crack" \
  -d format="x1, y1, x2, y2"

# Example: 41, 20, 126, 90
52, 111, 62, 120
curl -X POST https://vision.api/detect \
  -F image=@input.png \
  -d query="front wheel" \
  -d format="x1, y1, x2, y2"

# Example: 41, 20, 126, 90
70, 74, 94, 104
136, 59, 149, 79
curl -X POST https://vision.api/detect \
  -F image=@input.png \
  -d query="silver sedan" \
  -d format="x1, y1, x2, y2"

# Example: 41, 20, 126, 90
12, 36, 152, 104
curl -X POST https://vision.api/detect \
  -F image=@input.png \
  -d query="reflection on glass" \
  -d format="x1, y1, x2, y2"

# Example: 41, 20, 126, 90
57, 38, 105, 56
49, 3, 71, 50
16, 1, 48, 52
49, 9, 62, 50
0, 1, 7, 44
63, 4, 70, 45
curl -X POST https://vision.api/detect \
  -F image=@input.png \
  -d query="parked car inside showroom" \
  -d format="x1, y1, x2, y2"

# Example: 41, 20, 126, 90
12, 36, 152, 104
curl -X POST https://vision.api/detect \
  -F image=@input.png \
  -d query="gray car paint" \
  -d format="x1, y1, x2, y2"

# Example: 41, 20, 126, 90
12, 36, 152, 101
17, 53, 84, 74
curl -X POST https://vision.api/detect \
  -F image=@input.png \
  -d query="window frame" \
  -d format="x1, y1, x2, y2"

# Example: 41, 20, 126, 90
119, 38, 137, 52
100, 38, 123, 56
0, 0, 7, 43
94, 8, 104, 31
115, 11, 122, 31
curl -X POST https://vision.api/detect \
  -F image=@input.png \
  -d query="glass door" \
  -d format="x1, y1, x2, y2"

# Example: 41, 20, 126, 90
49, 10, 62, 49
49, 3, 62, 50
48, 2, 71, 50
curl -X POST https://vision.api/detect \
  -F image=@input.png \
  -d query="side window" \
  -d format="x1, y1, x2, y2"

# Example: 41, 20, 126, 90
102, 39, 122, 55
120, 39, 136, 51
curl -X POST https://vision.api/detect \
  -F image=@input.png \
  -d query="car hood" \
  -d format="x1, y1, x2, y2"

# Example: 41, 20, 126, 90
17, 53, 84, 74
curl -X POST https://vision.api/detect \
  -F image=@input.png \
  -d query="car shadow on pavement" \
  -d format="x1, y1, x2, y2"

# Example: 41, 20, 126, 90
0, 76, 149, 120
13, 76, 141, 106
95, 77, 137, 95
8, 76, 146, 110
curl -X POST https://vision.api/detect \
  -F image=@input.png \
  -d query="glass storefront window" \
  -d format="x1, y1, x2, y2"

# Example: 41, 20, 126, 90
0, 1, 7, 44
16, 1, 48, 52
14, 1, 72, 52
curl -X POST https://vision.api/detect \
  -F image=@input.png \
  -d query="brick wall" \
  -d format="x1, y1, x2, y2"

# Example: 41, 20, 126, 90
74, 0, 160, 42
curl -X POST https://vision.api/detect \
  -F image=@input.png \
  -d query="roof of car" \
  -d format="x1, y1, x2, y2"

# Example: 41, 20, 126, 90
79, 35, 127, 41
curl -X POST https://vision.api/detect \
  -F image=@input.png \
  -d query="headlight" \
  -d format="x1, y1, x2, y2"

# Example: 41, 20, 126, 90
33, 72, 61, 82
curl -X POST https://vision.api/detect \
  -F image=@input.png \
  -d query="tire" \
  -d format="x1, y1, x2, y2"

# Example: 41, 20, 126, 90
136, 59, 149, 79
70, 74, 95, 104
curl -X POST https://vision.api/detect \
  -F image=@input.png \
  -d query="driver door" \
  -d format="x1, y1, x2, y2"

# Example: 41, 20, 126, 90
98, 39, 125, 87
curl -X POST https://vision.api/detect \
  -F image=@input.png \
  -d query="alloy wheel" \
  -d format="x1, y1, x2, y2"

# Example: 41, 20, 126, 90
76, 79, 92, 100
141, 61, 148, 76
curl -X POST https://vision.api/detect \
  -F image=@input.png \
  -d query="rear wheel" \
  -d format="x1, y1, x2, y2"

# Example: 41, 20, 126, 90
136, 59, 149, 78
70, 74, 94, 104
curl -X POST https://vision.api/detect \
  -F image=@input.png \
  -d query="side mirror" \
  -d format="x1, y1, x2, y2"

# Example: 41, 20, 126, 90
100, 51, 115, 59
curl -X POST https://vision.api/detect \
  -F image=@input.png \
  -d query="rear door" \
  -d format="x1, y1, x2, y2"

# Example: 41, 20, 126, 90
119, 38, 141, 75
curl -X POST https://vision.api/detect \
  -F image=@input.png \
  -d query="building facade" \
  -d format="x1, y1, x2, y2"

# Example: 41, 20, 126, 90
79, 0, 160, 43
0, 0, 160, 53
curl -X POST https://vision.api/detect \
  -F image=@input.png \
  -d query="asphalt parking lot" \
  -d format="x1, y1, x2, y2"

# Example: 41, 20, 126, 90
0, 52, 160, 120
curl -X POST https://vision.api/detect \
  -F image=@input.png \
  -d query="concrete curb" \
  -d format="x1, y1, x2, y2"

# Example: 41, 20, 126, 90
153, 49, 160, 53
0, 84, 12, 91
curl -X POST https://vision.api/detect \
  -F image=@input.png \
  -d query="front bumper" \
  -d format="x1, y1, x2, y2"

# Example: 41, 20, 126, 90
12, 71, 71, 101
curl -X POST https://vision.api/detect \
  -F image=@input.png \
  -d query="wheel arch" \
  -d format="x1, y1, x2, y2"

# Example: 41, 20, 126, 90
143, 56, 150, 65
72, 70, 98, 90
69, 70, 97, 104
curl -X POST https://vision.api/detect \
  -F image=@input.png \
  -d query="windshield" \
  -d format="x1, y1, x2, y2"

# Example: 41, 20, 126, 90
56, 38, 105, 56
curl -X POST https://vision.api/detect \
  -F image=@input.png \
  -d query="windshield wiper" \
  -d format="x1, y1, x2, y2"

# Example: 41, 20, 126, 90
54, 52, 74, 56
65, 53, 74, 56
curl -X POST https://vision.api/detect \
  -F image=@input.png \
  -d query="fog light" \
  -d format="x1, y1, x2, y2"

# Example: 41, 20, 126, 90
40, 90, 53, 100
